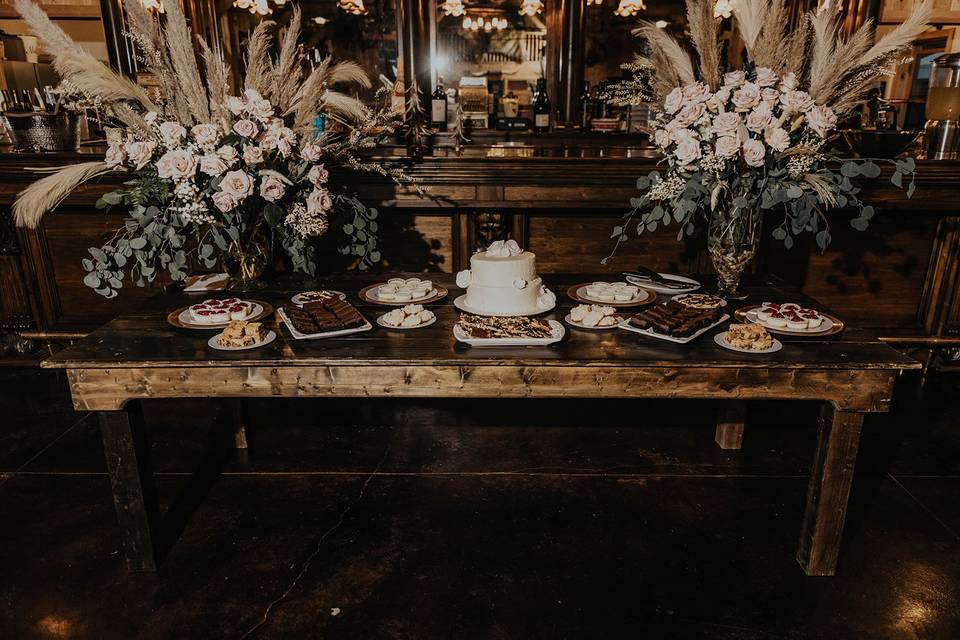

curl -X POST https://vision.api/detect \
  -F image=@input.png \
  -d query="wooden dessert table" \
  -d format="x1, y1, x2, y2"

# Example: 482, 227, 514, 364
42, 274, 920, 576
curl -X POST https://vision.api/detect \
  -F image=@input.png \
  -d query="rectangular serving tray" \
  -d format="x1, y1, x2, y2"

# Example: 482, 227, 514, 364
277, 307, 373, 340
617, 313, 730, 344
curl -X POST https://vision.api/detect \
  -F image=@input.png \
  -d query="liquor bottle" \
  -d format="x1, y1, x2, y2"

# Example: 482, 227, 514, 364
533, 78, 550, 133
431, 78, 448, 132
579, 81, 593, 130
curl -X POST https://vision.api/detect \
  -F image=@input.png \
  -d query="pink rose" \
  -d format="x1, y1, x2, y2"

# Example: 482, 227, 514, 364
212, 191, 238, 212
682, 82, 711, 104
244, 88, 265, 103
654, 128, 671, 149
219, 170, 255, 200
781, 90, 814, 115
675, 102, 705, 127
715, 135, 740, 158
761, 88, 779, 104
742, 139, 766, 167
199, 154, 228, 176
217, 145, 238, 166
306, 187, 333, 214
764, 127, 791, 152
663, 87, 684, 115
224, 96, 245, 116
301, 144, 322, 162
711, 111, 742, 137
233, 119, 258, 139
806, 104, 838, 138
732, 83, 761, 111
308, 164, 329, 186
707, 88, 730, 112
156, 149, 197, 180
745, 103, 772, 133
248, 98, 275, 122
243, 145, 264, 165
105, 142, 125, 167
673, 138, 702, 166
259, 176, 286, 202
754, 67, 778, 88
723, 70, 746, 88
191, 124, 221, 148
124, 141, 157, 170
158, 121, 187, 147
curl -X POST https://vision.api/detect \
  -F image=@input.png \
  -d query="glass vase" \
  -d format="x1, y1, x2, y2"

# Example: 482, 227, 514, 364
707, 206, 762, 300
223, 227, 271, 291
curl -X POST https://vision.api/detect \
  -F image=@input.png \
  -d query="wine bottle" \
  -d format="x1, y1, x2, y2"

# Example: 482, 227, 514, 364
579, 81, 592, 130
431, 78, 448, 132
533, 78, 550, 133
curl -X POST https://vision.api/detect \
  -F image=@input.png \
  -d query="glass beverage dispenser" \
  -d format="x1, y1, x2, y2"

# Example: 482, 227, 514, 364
925, 53, 960, 160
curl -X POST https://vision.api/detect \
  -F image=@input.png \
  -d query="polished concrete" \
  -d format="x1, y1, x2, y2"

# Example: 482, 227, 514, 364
1, 366, 959, 639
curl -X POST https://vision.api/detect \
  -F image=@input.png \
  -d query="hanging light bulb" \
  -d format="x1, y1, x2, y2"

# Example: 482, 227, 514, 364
441, 0, 465, 16
338, 0, 367, 14
519, 0, 543, 16
586, 0, 602, 5
613, 0, 645, 17
140, 0, 165, 13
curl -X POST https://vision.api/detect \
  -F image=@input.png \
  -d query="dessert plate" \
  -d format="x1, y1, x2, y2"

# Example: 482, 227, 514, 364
359, 284, 448, 306
291, 290, 347, 305
617, 314, 730, 345
453, 294, 556, 317
563, 313, 622, 330
168, 300, 272, 330
453, 319, 565, 346
713, 332, 783, 354
376, 314, 437, 330
207, 330, 277, 351
671, 293, 727, 308
735, 306, 843, 337
277, 307, 373, 340
624, 273, 701, 294
567, 283, 655, 307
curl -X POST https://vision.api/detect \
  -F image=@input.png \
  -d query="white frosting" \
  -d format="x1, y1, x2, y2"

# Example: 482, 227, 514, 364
513, 278, 528, 289
536, 285, 556, 309
462, 245, 551, 315
456, 269, 472, 288
485, 239, 522, 257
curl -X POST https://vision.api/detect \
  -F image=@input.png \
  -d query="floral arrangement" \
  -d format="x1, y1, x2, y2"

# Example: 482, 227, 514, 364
605, 0, 931, 282
12, 1, 410, 296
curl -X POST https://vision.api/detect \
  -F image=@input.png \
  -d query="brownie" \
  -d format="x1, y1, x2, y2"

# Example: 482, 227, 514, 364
627, 300, 722, 339
284, 299, 367, 335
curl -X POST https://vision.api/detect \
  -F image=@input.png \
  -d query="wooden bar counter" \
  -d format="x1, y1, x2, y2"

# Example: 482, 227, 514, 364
42, 273, 920, 576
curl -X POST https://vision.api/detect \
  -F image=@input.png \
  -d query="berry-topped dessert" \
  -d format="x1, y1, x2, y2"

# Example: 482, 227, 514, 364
755, 302, 824, 331
188, 298, 255, 325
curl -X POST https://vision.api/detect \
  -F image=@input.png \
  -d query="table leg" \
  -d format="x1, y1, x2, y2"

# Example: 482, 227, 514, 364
715, 401, 746, 450
231, 399, 248, 449
797, 405, 864, 576
99, 406, 161, 572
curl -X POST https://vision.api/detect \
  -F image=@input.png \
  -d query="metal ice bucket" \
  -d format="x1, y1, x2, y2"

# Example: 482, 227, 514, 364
1, 112, 81, 152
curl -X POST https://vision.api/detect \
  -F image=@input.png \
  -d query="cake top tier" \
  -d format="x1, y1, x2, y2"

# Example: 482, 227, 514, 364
482, 239, 523, 258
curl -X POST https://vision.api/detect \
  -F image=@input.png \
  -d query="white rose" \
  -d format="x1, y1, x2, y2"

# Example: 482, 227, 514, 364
782, 90, 815, 115
217, 145, 238, 166
663, 87, 684, 115
306, 187, 333, 214
158, 121, 187, 147
761, 88, 779, 104
191, 124, 220, 148
156, 149, 197, 180
308, 164, 329, 186
754, 67, 778, 88
144, 111, 159, 125
212, 191, 238, 212
723, 70, 746, 88
711, 111, 742, 137
806, 104, 838, 138
199, 154, 228, 176
224, 96, 246, 116
732, 83, 761, 111
654, 128, 671, 149
301, 143, 322, 162
715, 135, 740, 158
244, 88, 265, 103
243, 145, 264, 165
745, 103, 772, 133
219, 170, 255, 200
673, 138, 702, 166
682, 82, 711, 104
781, 72, 798, 91
707, 88, 730, 112
124, 141, 156, 170
233, 119, 258, 139
742, 139, 766, 167
714, 0, 734, 18
105, 142, 126, 167
248, 98, 275, 122
259, 176, 286, 202
764, 127, 791, 152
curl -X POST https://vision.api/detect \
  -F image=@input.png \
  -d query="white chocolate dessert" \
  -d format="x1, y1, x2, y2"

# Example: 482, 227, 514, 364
582, 281, 643, 303
456, 240, 555, 316
380, 304, 435, 328
569, 304, 619, 327
377, 278, 433, 301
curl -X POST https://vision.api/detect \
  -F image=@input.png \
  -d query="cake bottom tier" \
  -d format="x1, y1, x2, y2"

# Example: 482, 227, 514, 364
464, 277, 543, 315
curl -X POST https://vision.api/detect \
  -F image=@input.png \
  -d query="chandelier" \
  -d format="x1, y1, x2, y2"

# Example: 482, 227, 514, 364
338, 0, 368, 15
441, 0, 465, 16
585, 0, 602, 5
233, 0, 287, 16
613, 0, 645, 17
518, 0, 543, 16
462, 15, 507, 31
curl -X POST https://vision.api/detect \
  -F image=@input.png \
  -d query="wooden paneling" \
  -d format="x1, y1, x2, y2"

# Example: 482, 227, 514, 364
378, 213, 454, 272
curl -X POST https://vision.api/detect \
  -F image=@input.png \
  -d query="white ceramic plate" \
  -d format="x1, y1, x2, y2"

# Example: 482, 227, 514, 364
744, 309, 835, 336
367, 285, 438, 304
291, 290, 347, 305
178, 302, 264, 329
671, 293, 727, 308
617, 313, 730, 344
277, 307, 373, 340
453, 319, 565, 346
453, 294, 556, 317
563, 313, 622, 330
376, 313, 437, 330
713, 332, 783, 354
575, 284, 651, 305
625, 273, 701, 294
207, 330, 276, 351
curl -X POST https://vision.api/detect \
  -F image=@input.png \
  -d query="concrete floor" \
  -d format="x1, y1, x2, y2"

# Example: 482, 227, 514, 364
1, 366, 959, 639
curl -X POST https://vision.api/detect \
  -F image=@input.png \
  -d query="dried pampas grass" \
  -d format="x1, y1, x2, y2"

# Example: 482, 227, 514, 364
162, 0, 210, 124
686, 0, 721, 90
270, 6, 303, 113
244, 20, 275, 96
330, 61, 372, 89
13, 162, 116, 229
632, 22, 695, 97
750, 1, 789, 72
731, 0, 768, 54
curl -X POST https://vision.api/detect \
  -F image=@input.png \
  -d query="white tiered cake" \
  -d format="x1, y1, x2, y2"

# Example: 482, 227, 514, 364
455, 240, 556, 316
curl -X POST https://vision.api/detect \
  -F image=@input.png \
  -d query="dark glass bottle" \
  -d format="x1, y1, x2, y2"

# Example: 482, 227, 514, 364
533, 78, 551, 133
579, 81, 593, 130
431, 79, 448, 131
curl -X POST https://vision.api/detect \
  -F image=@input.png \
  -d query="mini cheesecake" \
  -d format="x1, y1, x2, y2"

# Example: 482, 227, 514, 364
765, 310, 787, 328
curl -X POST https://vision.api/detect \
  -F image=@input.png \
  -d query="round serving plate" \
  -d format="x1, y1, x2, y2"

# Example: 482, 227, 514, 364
207, 330, 277, 351
671, 293, 727, 309
453, 294, 556, 317
291, 290, 347, 305
359, 283, 448, 306
624, 273, 701, 294
566, 283, 656, 307
734, 305, 844, 337
563, 313, 623, 330
167, 300, 273, 330
376, 313, 438, 330
713, 332, 783, 354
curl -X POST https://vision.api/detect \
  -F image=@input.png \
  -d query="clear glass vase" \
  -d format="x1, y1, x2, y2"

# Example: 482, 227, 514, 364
223, 227, 271, 291
707, 207, 762, 300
